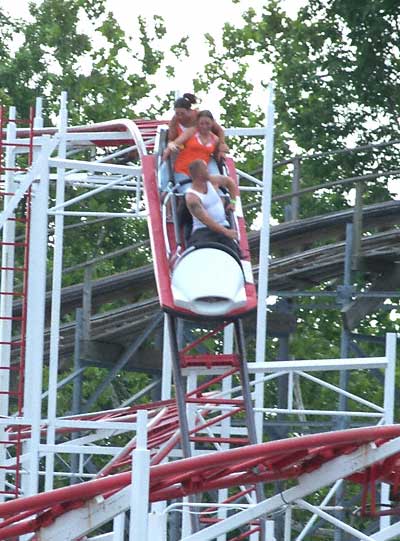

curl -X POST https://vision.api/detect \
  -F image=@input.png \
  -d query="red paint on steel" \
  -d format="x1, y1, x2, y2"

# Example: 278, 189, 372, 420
141, 154, 176, 312
142, 152, 257, 319
1, 425, 400, 538
0, 106, 34, 499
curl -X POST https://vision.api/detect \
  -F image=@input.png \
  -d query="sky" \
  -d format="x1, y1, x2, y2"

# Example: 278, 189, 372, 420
111, 0, 307, 113
2, 1, 397, 199
0, 0, 308, 114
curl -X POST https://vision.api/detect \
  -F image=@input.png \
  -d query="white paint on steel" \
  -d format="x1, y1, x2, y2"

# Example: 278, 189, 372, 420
296, 499, 375, 541
254, 84, 275, 443
0, 138, 58, 232
284, 505, 292, 541
381, 333, 397, 530
24, 138, 51, 497
130, 410, 150, 541
48, 157, 140, 176
45, 91, 68, 492
182, 357, 388, 376
372, 520, 400, 541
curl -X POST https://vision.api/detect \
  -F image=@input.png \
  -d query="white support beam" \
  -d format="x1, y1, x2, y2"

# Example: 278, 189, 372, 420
48, 158, 141, 176
64, 131, 136, 142
45, 91, 68, 492
113, 513, 125, 541
295, 479, 343, 541
40, 444, 122, 455
255, 84, 275, 443
296, 499, 375, 541
129, 410, 150, 540
37, 486, 131, 541
182, 358, 388, 376
24, 137, 52, 498
53, 419, 138, 431
224, 128, 268, 136
381, 333, 397, 530
49, 174, 137, 211
372, 520, 400, 541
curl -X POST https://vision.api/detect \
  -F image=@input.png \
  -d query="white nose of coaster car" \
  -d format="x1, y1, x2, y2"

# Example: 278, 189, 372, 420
171, 247, 246, 317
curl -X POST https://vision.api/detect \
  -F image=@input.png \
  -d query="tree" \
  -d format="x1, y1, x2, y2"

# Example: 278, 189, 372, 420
0, 0, 175, 429
196, 1, 400, 214
0, 0, 172, 122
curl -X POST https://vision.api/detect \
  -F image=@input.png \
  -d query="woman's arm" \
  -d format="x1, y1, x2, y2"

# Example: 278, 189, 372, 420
211, 121, 225, 143
168, 116, 179, 141
174, 126, 196, 146
211, 121, 229, 158
162, 127, 196, 160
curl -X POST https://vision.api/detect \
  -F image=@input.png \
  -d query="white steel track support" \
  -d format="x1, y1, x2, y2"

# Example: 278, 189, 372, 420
217, 323, 235, 541
37, 485, 133, 540
372, 520, 400, 541
23, 137, 52, 498
284, 505, 292, 541
295, 479, 343, 541
129, 410, 150, 540
296, 498, 375, 541
255, 83, 275, 444
0, 140, 58, 232
151, 324, 169, 541
113, 513, 126, 541
381, 332, 397, 530
45, 91, 68, 491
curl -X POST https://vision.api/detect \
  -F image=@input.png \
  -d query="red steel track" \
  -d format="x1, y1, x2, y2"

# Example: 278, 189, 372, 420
0, 425, 400, 538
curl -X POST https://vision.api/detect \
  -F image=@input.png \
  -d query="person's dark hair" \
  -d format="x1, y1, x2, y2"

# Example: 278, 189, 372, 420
174, 93, 197, 110
197, 110, 214, 121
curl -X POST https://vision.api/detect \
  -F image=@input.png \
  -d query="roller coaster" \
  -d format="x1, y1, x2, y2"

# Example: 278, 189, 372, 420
0, 88, 400, 541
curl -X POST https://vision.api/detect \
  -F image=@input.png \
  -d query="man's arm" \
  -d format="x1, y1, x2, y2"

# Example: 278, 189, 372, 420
185, 194, 237, 240
210, 175, 239, 201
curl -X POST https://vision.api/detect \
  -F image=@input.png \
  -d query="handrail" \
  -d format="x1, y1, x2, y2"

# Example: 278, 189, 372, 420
271, 168, 400, 203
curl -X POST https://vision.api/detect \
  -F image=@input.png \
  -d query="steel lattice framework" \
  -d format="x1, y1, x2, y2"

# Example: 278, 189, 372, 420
0, 89, 399, 541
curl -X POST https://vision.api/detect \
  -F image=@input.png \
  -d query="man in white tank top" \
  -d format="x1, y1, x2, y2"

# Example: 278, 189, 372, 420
185, 159, 240, 255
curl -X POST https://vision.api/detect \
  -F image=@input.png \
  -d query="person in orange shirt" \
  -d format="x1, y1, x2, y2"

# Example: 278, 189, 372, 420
162, 110, 229, 191
168, 94, 228, 159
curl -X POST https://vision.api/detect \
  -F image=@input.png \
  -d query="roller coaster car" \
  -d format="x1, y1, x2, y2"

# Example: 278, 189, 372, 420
171, 242, 247, 317
141, 137, 257, 321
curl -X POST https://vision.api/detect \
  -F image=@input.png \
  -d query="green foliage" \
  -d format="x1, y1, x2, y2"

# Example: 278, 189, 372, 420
198, 0, 400, 215
2, 5, 400, 533
0, 0, 172, 426
0, 0, 166, 122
